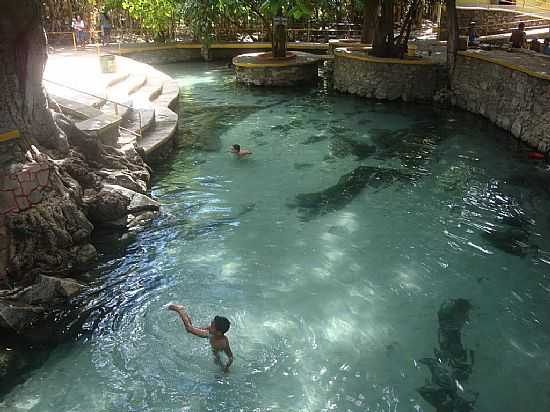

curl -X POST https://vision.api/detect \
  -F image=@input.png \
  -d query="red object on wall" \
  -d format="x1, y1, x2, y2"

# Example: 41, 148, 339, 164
527, 152, 545, 160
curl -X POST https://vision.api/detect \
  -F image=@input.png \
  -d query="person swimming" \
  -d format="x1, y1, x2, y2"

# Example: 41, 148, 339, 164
168, 304, 234, 372
230, 144, 252, 157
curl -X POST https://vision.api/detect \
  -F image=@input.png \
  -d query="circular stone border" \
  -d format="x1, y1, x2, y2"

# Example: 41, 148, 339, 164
334, 47, 436, 65
233, 51, 323, 86
333, 47, 442, 101
256, 51, 297, 62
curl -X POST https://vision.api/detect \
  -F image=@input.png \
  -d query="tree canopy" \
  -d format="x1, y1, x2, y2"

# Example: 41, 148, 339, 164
43, 0, 455, 59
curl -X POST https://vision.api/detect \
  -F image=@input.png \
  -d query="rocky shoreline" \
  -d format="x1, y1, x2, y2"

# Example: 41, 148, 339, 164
0, 111, 162, 393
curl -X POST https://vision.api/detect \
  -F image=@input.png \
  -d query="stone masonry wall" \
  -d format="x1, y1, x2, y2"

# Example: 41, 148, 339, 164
0, 163, 52, 216
0, 161, 52, 283
441, 8, 550, 37
333, 54, 445, 102
235, 64, 319, 86
124, 48, 202, 65
452, 54, 550, 151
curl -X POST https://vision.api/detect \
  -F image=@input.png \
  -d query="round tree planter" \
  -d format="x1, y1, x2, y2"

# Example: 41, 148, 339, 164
233, 51, 323, 86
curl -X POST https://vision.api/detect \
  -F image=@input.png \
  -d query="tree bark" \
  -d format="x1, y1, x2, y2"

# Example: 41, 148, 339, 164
361, 0, 379, 44
372, 0, 396, 57
446, 0, 459, 85
0, 0, 66, 156
272, 8, 287, 58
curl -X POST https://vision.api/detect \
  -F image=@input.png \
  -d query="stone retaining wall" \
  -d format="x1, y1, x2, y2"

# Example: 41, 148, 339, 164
235, 64, 319, 86
440, 8, 550, 37
120, 44, 328, 64
0, 162, 52, 216
452, 53, 550, 151
333, 52, 446, 102
0, 159, 59, 283
124, 48, 201, 65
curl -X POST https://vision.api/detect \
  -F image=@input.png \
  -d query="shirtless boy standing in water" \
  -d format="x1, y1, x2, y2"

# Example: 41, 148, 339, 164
168, 304, 233, 372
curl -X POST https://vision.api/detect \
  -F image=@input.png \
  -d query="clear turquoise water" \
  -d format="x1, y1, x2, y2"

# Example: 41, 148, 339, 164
2, 63, 550, 412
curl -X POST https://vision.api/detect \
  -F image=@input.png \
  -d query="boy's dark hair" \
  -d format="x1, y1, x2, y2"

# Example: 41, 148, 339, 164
232, 144, 240, 151
213, 316, 230, 334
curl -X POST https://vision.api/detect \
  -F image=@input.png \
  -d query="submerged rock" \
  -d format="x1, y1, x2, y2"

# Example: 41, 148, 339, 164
481, 227, 530, 257
294, 162, 314, 170
328, 137, 376, 160
15, 275, 82, 306
0, 302, 45, 332
85, 184, 160, 226
417, 299, 477, 412
289, 166, 412, 220
302, 134, 329, 145
370, 128, 443, 168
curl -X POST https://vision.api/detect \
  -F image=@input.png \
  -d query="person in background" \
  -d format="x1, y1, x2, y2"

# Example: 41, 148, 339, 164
230, 144, 252, 158
467, 22, 480, 48
509, 22, 527, 49
529, 38, 541, 52
543, 38, 550, 55
72, 14, 86, 48
100, 11, 112, 45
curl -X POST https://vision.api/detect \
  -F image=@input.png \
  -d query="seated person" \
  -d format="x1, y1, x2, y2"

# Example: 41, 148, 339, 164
467, 23, 480, 48
230, 144, 252, 157
529, 38, 541, 53
509, 22, 527, 48
544, 38, 550, 55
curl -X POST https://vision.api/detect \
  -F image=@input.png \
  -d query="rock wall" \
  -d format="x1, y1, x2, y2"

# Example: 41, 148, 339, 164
123, 47, 202, 65
122, 45, 327, 64
0, 113, 160, 338
333, 53, 446, 102
440, 8, 550, 37
452, 53, 550, 151
234, 63, 319, 86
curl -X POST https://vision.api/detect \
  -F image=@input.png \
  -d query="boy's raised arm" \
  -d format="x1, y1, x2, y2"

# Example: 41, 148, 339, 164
168, 304, 209, 338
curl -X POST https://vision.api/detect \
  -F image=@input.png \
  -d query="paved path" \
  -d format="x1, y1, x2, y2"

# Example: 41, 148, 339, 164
463, 48, 550, 79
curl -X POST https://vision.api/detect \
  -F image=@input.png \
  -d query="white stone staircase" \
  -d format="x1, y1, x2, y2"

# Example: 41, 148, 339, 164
45, 66, 179, 160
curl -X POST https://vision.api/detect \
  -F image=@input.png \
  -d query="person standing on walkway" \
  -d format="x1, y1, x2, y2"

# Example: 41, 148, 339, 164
509, 22, 527, 49
100, 12, 112, 46
72, 14, 86, 48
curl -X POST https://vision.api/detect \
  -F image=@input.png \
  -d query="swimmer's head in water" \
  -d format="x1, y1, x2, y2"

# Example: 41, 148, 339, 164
232, 144, 240, 152
212, 316, 231, 334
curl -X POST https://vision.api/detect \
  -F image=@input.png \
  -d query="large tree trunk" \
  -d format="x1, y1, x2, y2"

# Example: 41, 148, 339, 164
272, 8, 287, 58
446, 0, 459, 85
372, 0, 396, 57
361, 0, 379, 44
0, 0, 67, 157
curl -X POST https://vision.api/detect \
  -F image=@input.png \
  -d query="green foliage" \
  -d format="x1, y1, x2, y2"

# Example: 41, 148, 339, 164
260, 0, 312, 19
121, 0, 178, 37
180, 0, 218, 44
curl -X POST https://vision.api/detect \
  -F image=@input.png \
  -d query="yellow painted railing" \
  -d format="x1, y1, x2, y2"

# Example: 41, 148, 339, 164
0, 130, 20, 143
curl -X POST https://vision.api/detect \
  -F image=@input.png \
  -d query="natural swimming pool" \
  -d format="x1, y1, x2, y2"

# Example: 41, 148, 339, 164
2, 62, 549, 411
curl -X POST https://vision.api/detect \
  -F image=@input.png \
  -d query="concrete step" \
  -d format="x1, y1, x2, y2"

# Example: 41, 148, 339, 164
132, 78, 164, 103
139, 107, 177, 157
76, 113, 122, 145
150, 78, 180, 110
128, 75, 147, 95
122, 107, 156, 136
101, 100, 132, 120
49, 94, 103, 119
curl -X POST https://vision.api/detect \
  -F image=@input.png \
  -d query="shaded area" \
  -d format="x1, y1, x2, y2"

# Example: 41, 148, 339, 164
417, 299, 477, 412
289, 165, 414, 221
179, 97, 285, 152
